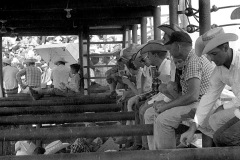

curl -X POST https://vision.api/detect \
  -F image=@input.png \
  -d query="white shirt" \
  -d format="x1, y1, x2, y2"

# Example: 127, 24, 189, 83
3, 65, 19, 89
51, 64, 70, 90
194, 50, 240, 126
158, 58, 171, 84
142, 66, 153, 92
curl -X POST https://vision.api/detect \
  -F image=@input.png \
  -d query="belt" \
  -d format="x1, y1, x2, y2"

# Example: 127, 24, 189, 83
4, 87, 18, 92
29, 86, 39, 89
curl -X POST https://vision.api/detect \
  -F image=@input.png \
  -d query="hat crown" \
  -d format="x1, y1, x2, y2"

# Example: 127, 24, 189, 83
202, 27, 224, 41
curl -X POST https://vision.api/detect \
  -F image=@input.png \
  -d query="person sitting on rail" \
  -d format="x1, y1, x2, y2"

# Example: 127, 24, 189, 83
105, 44, 143, 99
2, 58, 19, 96
145, 31, 214, 150
29, 63, 81, 100
16, 58, 42, 94
180, 27, 240, 147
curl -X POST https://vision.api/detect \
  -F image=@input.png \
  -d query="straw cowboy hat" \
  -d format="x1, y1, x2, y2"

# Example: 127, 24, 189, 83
195, 27, 238, 57
44, 140, 70, 155
132, 40, 168, 60
54, 57, 68, 65
120, 43, 144, 61
2, 58, 11, 65
23, 58, 37, 64
15, 141, 36, 156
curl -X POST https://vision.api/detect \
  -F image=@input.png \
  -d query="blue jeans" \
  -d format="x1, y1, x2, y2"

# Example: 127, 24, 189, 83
213, 116, 240, 147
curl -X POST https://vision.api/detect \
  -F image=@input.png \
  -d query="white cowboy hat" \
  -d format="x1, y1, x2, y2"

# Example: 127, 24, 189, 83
2, 58, 11, 65
120, 44, 145, 61
23, 58, 37, 64
15, 141, 36, 156
195, 27, 238, 57
54, 57, 68, 65
44, 140, 70, 155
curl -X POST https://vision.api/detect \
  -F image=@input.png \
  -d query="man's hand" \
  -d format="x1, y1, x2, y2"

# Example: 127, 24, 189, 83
180, 123, 197, 146
153, 100, 167, 114
122, 77, 131, 85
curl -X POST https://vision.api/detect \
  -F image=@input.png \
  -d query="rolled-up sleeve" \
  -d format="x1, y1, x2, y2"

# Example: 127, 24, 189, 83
194, 68, 225, 127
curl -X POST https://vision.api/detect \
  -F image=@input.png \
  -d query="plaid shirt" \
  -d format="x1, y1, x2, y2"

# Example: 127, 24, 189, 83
180, 50, 214, 98
16, 66, 41, 87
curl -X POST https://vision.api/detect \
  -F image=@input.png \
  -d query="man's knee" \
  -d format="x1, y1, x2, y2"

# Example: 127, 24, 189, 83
144, 107, 155, 123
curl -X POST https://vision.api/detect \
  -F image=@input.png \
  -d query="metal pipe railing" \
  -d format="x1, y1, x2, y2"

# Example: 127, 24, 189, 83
0, 112, 134, 125
0, 104, 121, 116
0, 124, 153, 141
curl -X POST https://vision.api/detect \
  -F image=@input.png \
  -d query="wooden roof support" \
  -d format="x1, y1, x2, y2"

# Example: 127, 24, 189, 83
132, 24, 138, 44
0, 36, 3, 98
141, 17, 147, 44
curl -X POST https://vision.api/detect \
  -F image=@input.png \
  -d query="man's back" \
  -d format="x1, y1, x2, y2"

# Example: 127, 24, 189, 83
25, 66, 41, 87
51, 65, 70, 89
3, 66, 19, 89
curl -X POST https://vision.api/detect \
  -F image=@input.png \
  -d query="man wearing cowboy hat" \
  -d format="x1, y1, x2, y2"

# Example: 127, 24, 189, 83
180, 27, 240, 147
144, 31, 214, 150
16, 58, 41, 91
2, 58, 19, 96
51, 57, 70, 90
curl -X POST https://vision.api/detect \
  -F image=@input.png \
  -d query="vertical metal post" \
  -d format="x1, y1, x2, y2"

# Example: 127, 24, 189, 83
122, 26, 126, 48
0, 35, 4, 97
153, 6, 161, 40
128, 29, 131, 46
199, 0, 211, 35
132, 24, 138, 44
86, 31, 91, 95
78, 31, 84, 94
179, 0, 188, 28
141, 17, 147, 44
169, 0, 179, 28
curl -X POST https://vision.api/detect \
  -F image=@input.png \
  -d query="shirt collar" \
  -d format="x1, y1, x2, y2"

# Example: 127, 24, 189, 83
183, 49, 194, 68
231, 49, 237, 66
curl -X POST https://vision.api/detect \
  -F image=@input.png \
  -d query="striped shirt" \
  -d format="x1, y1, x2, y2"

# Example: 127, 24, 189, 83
180, 50, 214, 98
16, 66, 41, 87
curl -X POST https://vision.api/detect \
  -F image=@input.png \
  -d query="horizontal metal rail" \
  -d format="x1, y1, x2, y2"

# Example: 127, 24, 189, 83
0, 124, 153, 141
1, 147, 239, 160
0, 96, 116, 107
0, 104, 121, 116
0, 112, 134, 125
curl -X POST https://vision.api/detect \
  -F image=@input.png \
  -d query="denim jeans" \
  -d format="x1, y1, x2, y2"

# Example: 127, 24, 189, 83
213, 116, 240, 147
144, 102, 199, 150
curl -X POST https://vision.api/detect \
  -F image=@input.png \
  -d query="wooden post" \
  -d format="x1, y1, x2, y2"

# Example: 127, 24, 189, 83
78, 30, 84, 94
141, 17, 147, 44
153, 6, 161, 40
179, 0, 188, 28
169, 0, 179, 28
132, 24, 138, 44
0, 35, 4, 97
199, 0, 211, 35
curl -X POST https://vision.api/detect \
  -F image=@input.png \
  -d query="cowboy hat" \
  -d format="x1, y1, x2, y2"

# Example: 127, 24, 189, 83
195, 27, 238, 57
120, 44, 145, 61
157, 24, 186, 36
23, 58, 37, 64
15, 141, 36, 156
54, 57, 68, 65
44, 140, 70, 155
132, 40, 167, 61
2, 58, 11, 65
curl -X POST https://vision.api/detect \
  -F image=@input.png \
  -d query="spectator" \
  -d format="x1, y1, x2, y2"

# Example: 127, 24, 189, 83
2, 58, 19, 96
16, 58, 41, 93
145, 31, 214, 150
180, 27, 239, 147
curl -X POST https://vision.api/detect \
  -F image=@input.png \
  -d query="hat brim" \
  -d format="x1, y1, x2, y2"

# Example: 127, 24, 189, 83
195, 35, 205, 57
23, 59, 37, 64
45, 143, 70, 155
157, 25, 175, 36
54, 60, 68, 65
202, 33, 238, 55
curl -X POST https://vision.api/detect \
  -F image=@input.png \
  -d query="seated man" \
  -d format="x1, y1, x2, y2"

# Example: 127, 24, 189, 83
180, 27, 240, 147
29, 63, 81, 100
145, 31, 214, 150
